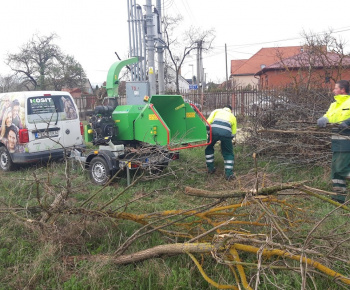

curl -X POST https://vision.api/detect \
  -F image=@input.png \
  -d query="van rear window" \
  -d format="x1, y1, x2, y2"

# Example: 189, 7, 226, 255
28, 97, 56, 114
27, 95, 78, 123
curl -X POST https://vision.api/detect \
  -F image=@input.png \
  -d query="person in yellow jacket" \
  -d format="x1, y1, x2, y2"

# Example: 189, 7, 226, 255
205, 105, 237, 180
317, 80, 350, 203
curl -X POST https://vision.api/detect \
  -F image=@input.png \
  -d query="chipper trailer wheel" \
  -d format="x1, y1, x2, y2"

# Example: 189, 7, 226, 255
89, 156, 112, 185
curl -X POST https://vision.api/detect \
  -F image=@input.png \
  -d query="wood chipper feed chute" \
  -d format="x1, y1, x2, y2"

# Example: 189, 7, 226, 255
134, 95, 210, 150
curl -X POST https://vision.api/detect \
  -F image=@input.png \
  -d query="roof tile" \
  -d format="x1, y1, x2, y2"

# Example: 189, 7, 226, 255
231, 46, 304, 75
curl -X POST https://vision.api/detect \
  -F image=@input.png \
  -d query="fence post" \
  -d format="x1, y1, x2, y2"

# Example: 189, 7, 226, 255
241, 90, 245, 116
231, 93, 236, 115
201, 90, 204, 111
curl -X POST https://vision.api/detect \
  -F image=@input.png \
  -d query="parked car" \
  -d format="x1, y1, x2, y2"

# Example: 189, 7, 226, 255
0, 91, 85, 171
249, 96, 288, 115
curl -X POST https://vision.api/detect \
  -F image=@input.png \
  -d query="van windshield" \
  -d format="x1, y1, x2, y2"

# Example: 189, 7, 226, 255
27, 95, 78, 123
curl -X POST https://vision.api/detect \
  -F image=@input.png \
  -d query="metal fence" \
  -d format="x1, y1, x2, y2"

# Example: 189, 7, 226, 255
74, 87, 331, 120
74, 94, 130, 120
181, 89, 279, 117
181, 87, 331, 117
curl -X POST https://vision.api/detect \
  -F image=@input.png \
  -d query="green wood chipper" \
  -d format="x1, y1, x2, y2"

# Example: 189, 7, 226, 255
76, 57, 211, 185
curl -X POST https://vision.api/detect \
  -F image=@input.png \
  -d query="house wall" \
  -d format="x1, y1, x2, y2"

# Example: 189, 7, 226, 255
70, 91, 82, 98
231, 75, 259, 87
259, 69, 350, 89
165, 69, 190, 92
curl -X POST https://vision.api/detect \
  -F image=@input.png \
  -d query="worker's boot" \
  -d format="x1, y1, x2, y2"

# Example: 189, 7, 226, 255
224, 164, 235, 180
224, 166, 235, 181
207, 167, 216, 174
331, 178, 347, 203
225, 174, 236, 181
223, 157, 234, 180
331, 193, 347, 204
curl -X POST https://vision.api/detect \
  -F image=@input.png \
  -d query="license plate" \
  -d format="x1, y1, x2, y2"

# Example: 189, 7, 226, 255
35, 130, 59, 139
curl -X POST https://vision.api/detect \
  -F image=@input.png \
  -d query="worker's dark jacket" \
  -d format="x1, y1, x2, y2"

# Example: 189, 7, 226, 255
332, 128, 350, 152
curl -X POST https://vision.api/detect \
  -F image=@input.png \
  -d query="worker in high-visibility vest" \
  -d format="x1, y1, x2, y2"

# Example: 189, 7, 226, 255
205, 105, 237, 180
317, 80, 350, 203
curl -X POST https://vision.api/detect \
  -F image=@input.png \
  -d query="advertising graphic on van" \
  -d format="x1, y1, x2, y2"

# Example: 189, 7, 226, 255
61, 96, 78, 119
27, 95, 78, 122
0, 91, 84, 172
0, 93, 80, 154
0, 95, 25, 153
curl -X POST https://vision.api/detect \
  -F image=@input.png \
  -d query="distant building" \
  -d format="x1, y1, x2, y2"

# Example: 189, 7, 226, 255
165, 67, 190, 92
255, 50, 350, 89
230, 46, 304, 87
62, 79, 94, 97
62, 79, 95, 112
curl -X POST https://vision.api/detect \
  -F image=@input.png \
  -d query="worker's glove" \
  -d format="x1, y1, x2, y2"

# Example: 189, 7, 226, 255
317, 117, 328, 128
231, 135, 236, 145
339, 122, 348, 130
339, 118, 350, 130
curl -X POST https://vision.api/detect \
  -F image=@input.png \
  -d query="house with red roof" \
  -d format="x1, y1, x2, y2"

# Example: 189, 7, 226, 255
230, 46, 304, 87
62, 79, 94, 97
62, 79, 95, 113
255, 51, 350, 89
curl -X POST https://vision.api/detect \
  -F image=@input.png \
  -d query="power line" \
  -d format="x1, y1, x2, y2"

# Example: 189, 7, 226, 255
223, 26, 350, 49
162, 0, 174, 10
179, 0, 197, 24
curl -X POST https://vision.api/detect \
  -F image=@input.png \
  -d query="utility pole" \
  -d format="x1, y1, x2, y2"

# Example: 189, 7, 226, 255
203, 67, 206, 89
200, 42, 204, 89
156, 0, 165, 94
196, 41, 200, 86
146, 0, 156, 96
225, 43, 228, 91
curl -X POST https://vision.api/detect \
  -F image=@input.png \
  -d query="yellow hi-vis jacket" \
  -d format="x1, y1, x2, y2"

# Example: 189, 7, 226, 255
207, 107, 237, 136
324, 95, 350, 123
324, 95, 350, 152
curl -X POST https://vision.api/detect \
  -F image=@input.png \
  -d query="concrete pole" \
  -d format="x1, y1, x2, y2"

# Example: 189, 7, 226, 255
199, 43, 204, 109
146, 0, 156, 96
156, 0, 165, 94
225, 43, 228, 91
196, 41, 200, 86
200, 41, 204, 88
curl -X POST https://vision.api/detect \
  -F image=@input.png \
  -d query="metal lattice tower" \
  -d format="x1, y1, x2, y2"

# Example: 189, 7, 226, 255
127, 0, 147, 81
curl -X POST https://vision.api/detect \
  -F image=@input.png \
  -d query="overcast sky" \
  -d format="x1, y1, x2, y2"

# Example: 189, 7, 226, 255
0, 0, 350, 87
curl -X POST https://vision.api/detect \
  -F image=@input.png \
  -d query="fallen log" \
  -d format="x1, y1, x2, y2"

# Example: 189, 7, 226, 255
63, 242, 350, 286
63, 242, 215, 265
185, 181, 307, 198
257, 129, 334, 135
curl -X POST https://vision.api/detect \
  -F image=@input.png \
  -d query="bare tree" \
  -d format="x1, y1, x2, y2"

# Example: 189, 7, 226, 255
0, 74, 23, 92
47, 54, 86, 91
163, 15, 215, 94
274, 30, 349, 91
6, 33, 86, 91
302, 29, 348, 85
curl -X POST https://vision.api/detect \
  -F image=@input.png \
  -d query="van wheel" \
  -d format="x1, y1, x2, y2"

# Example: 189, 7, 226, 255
0, 147, 15, 171
89, 156, 111, 185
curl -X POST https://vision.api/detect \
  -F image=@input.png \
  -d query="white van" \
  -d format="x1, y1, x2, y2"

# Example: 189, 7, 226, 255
0, 91, 85, 171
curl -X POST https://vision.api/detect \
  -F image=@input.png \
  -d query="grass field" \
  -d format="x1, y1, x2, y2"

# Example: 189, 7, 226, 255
0, 144, 349, 289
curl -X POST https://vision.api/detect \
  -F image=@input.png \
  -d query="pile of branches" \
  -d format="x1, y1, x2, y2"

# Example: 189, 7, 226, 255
3, 146, 350, 289
245, 88, 334, 165
59, 180, 350, 289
